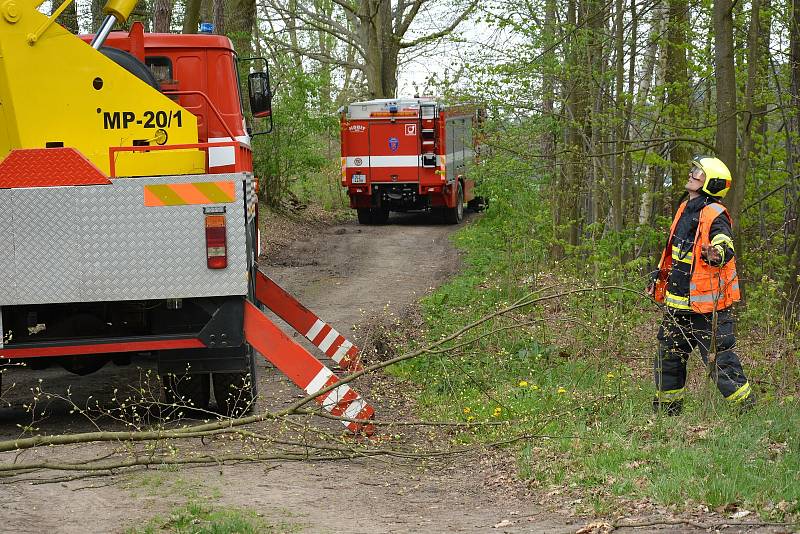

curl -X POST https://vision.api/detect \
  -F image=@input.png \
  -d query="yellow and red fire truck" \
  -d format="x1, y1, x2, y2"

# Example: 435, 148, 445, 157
0, 0, 373, 431
340, 97, 485, 224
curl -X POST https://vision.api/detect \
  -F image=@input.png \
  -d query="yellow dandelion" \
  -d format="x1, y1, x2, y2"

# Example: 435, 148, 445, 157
492, 407, 502, 417
531, 384, 539, 391
463, 407, 472, 414
467, 416, 475, 422
557, 387, 567, 394
606, 372, 615, 379
518, 380, 529, 387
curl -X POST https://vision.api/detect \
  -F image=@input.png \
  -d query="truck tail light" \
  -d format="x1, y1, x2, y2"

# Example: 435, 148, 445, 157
205, 214, 228, 269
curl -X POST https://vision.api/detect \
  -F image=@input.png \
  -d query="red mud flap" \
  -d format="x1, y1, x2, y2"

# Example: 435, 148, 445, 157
255, 271, 363, 372
243, 301, 375, 435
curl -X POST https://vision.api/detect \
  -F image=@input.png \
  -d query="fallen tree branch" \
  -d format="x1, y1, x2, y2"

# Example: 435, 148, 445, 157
0, 285, 644, 457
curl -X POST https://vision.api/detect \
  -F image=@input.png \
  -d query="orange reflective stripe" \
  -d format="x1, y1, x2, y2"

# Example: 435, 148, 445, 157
143, 186, 166, 207
170, 183, 212, 205
144, 181, 236, 206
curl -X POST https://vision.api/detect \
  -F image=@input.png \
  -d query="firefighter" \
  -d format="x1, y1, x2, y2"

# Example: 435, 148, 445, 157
647, 155, 754, 415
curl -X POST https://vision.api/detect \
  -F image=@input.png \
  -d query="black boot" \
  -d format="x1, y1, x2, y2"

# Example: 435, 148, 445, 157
735, 394, 756, 414
653, 397, 683, 416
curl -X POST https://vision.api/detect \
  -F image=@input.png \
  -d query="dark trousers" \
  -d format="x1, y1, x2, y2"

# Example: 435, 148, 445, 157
654, 308, 751, 404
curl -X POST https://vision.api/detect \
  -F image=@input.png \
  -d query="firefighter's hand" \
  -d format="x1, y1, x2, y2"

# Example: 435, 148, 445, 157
701, 244, 722, 264
646, 281, 656, 297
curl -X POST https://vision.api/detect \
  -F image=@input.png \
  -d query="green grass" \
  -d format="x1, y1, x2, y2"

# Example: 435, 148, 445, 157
124, 471, 221, 501
392, 168, 800, 519
130, 502, 300, 534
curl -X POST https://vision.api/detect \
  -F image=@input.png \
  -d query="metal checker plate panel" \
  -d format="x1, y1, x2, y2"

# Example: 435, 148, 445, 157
1, 173, 250, 306
13, 187, 81, 303
0, 191, 16, 302
245, 178, 257, 223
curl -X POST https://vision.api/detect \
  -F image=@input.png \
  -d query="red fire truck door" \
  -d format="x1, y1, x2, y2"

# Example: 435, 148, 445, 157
368, 121, 420, 183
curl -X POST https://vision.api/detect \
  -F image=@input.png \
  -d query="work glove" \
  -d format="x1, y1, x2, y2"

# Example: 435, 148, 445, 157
701, 244, 722, 265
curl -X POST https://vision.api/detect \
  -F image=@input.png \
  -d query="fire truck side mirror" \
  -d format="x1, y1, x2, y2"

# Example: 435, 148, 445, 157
248, 71, 272, 119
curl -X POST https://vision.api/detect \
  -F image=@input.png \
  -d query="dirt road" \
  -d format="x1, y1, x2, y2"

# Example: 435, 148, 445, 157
0, 210, 585, 533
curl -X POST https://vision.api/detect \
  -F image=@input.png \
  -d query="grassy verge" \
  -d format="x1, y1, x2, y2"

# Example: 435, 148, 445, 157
124, 471, 302, 534
130, 502, 298, 534
392, 175, 800, 520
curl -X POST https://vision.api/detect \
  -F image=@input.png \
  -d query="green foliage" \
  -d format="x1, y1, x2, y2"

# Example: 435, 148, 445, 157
252, 60, 339, 208
291, 160, 350, 212
395, 136, 800, 516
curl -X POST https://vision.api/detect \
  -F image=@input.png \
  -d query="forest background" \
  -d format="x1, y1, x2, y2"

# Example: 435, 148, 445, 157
44, 0, 800, 521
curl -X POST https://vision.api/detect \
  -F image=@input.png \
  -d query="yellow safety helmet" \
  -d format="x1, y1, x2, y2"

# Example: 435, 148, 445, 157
691, 155, 732, 199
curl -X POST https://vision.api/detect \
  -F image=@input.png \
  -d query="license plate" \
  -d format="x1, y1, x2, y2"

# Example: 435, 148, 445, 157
352, 174, 366, 184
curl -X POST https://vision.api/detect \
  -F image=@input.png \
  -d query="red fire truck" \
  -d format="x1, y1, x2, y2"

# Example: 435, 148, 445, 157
340, 97, 484, 224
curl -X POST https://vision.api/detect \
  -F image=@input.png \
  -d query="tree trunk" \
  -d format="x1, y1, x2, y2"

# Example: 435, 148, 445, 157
542, 0, 557, 223
665, 0, 691, 210
735, 0, 766, 246
713, 0, 738, 194
153, 0, 173, 33
611, 0, 625, 233
228, 0, 255, 55
212, 0, 225, 35
316, 0, 335, 110
358, 0, 398, 98
183, 0, 202, 33
637, 0, 666, 225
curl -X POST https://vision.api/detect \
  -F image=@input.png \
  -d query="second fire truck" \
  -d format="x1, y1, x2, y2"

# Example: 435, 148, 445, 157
340, 97, 484, 224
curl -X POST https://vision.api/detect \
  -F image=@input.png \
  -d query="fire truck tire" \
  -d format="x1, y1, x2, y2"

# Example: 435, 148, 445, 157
212, 345, 257, 417
357, 208, 373, 224
444, 182, 464, 224
371, 207, 390, 224
162, 372, 211, 413
98, 47, 160, 89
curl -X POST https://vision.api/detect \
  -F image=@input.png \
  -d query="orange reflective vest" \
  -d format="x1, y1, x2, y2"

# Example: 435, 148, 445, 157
654, 201, 741, 313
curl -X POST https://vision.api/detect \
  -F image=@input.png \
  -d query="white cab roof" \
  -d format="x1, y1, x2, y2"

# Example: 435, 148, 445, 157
343, 97, 438, 119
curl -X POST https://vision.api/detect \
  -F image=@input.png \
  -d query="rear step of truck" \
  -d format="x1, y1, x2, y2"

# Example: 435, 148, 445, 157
249, 272, 374, 435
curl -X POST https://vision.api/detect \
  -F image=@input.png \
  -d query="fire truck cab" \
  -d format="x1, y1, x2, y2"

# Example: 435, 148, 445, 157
340, 97, 483, 224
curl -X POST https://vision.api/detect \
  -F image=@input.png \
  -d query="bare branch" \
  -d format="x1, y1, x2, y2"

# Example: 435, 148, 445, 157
400, 0, 478, 49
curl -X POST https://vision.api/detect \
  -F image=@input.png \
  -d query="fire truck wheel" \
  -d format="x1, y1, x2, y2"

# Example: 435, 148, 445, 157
162, 372, 211, 413
357, 208, 373, 224
444, 182, 464, 224
212, 345, 257, 417
371, 207, 390, 224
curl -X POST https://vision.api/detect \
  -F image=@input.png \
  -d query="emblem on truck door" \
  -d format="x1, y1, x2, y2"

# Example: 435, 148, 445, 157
388, 137, 399, 152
